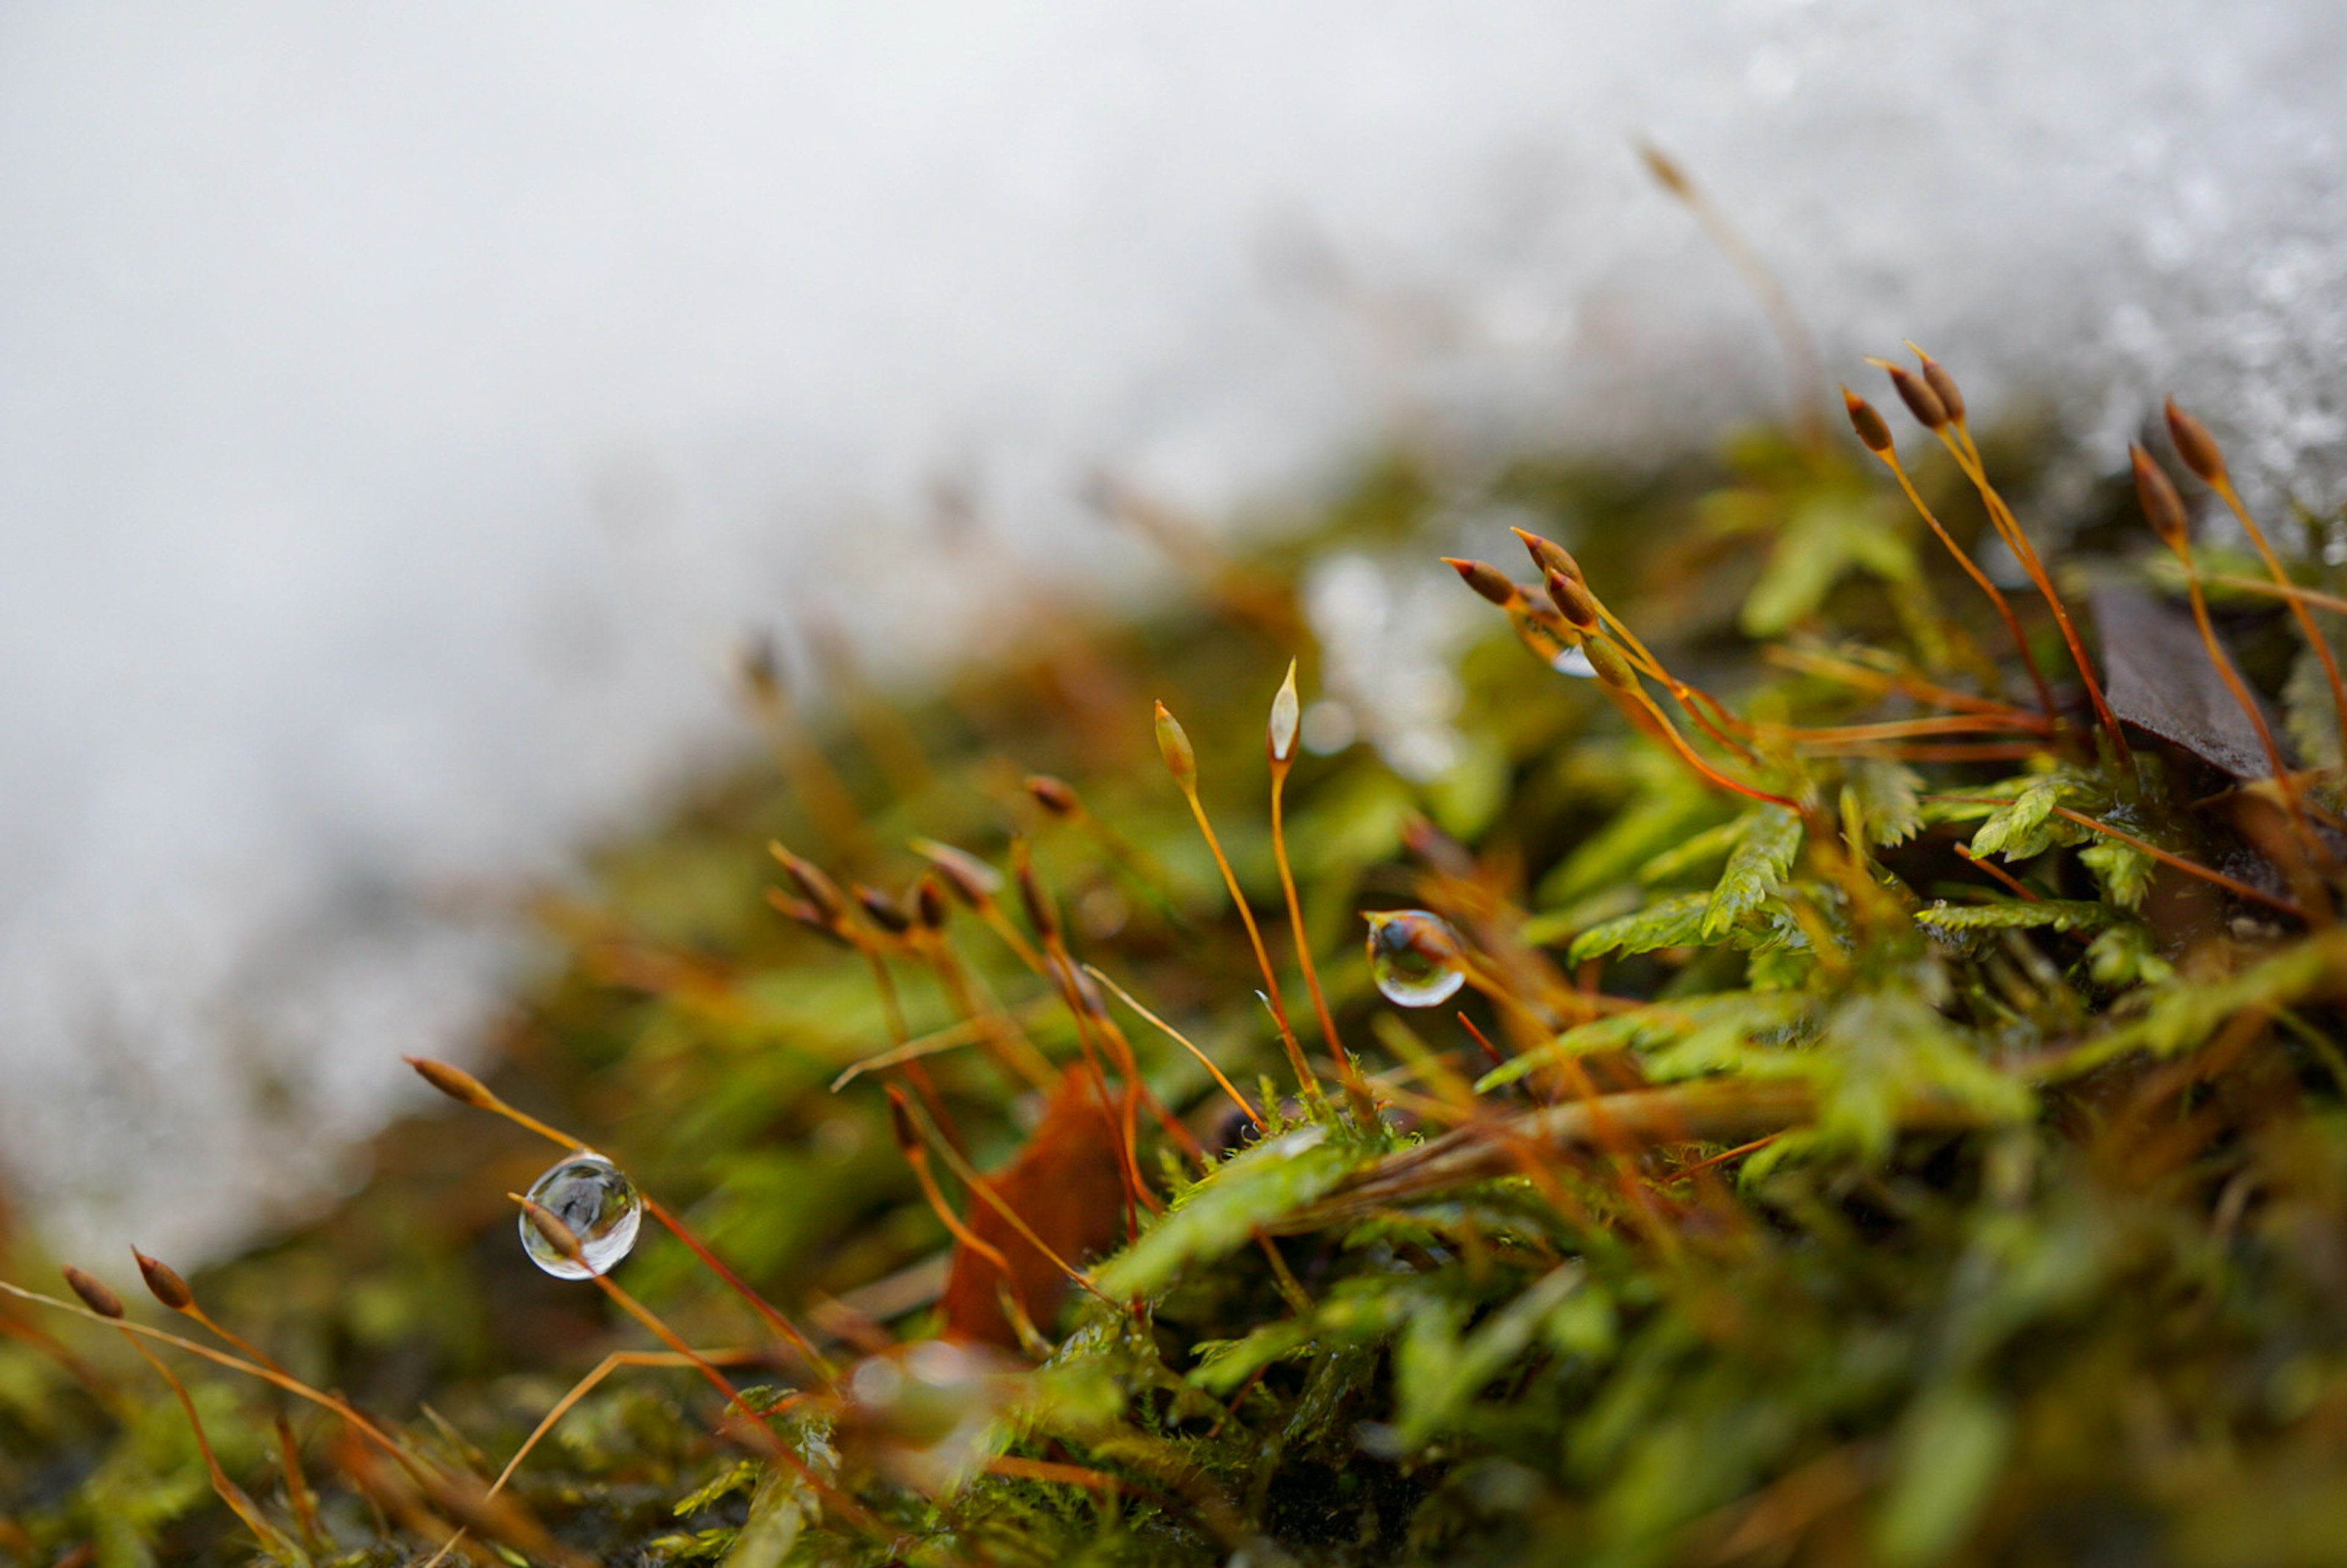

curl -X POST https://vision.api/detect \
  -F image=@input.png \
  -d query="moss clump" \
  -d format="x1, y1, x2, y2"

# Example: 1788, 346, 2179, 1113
9, 361, 2347, 1568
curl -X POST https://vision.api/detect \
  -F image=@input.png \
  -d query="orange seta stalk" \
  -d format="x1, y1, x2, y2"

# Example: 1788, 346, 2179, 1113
60, 1266, 305, 1562
1266, 662, 1378, 1124
1928, 794, 2308, 922
2167, 397, 2347, 768
510, 1196, 873, 1534
127, 1336, 306, 1559
405, 1057, 829, 1374
1594, 656, 1801, 811
884, 1088, 1015, 1274
130, 1248, 297, 1383
1084, 963, 1265, 1133
2132, 447, 2327, 888
419, 1349, 779, 1568
1870, 353, 2128, 761
1763, 643, 2046, 724
5, 1278, 420, 1482
2206, 574, 2347, 620
1843, 386, 2061, 723
1953, 843, 2041, 903
1513, 529, 1763, 761
887, 1093, 1119, 1308
1640, 141, 1826, 447
1155, 700, 1322, 1101
273, 1415, 326, 1553
1909, 386, 2128, 763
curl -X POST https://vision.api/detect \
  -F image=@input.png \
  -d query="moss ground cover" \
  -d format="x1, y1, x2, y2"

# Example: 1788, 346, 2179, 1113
9, 355, 2347, 1567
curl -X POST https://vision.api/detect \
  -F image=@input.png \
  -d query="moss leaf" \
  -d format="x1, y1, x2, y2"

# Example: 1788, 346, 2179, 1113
1704, 807, 1804, 939
1093, 1126, 1361, 1299
1568, 892, 1712, 964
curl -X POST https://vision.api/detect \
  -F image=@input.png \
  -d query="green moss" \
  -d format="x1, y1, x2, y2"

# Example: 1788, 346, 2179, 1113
10, 405, 2347, 1567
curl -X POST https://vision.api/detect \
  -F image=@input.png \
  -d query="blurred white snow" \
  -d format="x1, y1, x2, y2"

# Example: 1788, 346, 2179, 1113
2, 1, 2343, 1256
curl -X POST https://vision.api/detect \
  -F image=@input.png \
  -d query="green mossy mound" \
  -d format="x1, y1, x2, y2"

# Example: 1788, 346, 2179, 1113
10, 407, 2347, 1568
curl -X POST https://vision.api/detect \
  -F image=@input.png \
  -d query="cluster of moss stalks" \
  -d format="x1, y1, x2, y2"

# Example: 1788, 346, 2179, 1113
10, 356, 2347, 1568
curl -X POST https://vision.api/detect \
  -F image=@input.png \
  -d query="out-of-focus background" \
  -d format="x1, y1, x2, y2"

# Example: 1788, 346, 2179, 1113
2, 1, 2343, 1261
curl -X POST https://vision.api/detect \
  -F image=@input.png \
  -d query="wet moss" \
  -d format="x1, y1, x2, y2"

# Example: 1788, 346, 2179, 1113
10, 397, 2347, 1566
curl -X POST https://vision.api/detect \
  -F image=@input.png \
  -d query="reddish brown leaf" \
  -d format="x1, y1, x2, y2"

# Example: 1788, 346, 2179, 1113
939, 1066, 1128, 1349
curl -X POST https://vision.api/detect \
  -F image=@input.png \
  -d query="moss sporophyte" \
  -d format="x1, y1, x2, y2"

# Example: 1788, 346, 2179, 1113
13, 333, 2347, 1566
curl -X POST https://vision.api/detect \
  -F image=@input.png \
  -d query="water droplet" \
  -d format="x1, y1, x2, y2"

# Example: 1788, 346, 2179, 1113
520, 1151, 642, 1280
1551, 645, 1596, 678
1364, 910, 1468, 1008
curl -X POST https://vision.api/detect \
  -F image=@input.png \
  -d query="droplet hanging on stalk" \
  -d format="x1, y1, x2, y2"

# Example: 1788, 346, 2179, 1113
1364, 909, 1469, 1008
519, 1151, 643, 1280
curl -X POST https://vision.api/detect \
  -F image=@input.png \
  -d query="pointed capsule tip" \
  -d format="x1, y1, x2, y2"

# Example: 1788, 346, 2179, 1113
1882, 362, 1948, 430
2131, 444, 2191, 551
2164, 398, 2229, 486
1155, 701, 1198, 787
1842, 386, 1893, 455
1269, 663, 1302, 763
1906, 342, 1967, 423
1444, 557, 1519, 607
1509, 528, 1582, 582
1546, 569, 1600, 631
131, 1248, 193, 1312
408, 1056, 493, 1108
62, 1265, 125, 1321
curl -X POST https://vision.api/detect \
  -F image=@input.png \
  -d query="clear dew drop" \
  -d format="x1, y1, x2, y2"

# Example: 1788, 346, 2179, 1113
520, 1150, 643, 1280
1364, 909, 1469, 1008
1551, 645, 1597, 678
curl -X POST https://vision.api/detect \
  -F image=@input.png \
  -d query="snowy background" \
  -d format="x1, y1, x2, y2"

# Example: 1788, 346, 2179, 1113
3, 1, 2344, 1258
